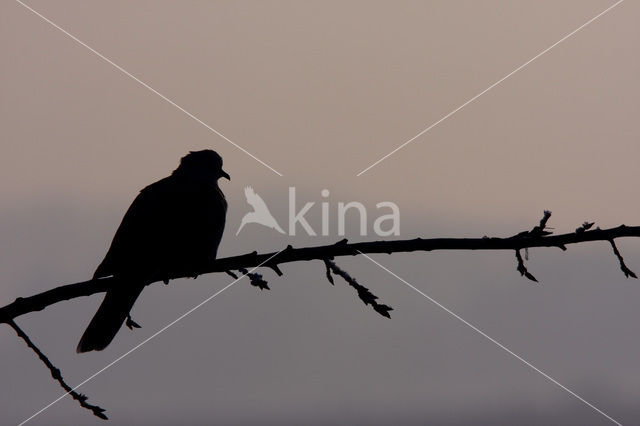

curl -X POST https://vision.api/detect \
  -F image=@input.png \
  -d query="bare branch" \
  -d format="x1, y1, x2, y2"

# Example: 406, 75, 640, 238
8, 320, 108, 420
3, 211, 640, 422
2, 218, 640, 324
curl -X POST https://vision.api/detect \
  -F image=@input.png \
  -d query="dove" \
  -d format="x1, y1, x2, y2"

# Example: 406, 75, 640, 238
77, 150, 230, 353
236, 186, 285, 235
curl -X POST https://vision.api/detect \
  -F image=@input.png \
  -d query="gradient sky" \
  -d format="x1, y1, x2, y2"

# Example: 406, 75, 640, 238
1, 1, 639, 425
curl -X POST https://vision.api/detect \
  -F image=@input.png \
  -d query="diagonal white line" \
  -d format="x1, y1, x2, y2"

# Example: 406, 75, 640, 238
14, 0, 283, 177
18, 250, 284, 426
357, 251, 623, 426
356, 0, 625, 176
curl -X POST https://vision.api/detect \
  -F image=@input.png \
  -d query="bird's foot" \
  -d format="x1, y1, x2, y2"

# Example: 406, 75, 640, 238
125, 314, 142, 330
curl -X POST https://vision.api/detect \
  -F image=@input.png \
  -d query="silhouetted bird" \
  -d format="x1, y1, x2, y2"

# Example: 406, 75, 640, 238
236, 186, 285, 235
77, 150, 230, 353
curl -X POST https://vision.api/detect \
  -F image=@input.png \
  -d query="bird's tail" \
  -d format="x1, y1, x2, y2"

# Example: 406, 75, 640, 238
76, 281, 144, 353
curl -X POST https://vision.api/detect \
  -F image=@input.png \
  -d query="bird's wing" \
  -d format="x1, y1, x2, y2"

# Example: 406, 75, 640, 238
244, 186, 270, 213
94, 177, 179, 278
95, 176, 227, 280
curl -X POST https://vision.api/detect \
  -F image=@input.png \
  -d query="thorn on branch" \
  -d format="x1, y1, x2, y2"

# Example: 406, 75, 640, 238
268, 264, 284, 276
8, 320, 108, 420
609, 239, 638, 279
324, 259, 393, 318
515, 249, 538, 283
239, 268, 270, 290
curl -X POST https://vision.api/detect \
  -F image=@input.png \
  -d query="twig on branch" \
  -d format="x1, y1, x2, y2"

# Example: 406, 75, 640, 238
576, 221, 595, 233
324, 259, 393, 318
515, 249, 538, 283
323, 259, 335, 285
510, 210, 553, 239
8, 320, 108, 420
2, 213, 639, 324
609, 239, 638, 279
531, 209, 553, 237
238, 268, 270, 290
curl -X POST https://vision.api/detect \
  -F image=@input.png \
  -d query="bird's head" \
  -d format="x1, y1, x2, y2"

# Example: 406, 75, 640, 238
174, 150, 231, 183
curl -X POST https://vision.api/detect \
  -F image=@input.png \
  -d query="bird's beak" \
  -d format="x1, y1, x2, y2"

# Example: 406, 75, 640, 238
221, 169, 231, 180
